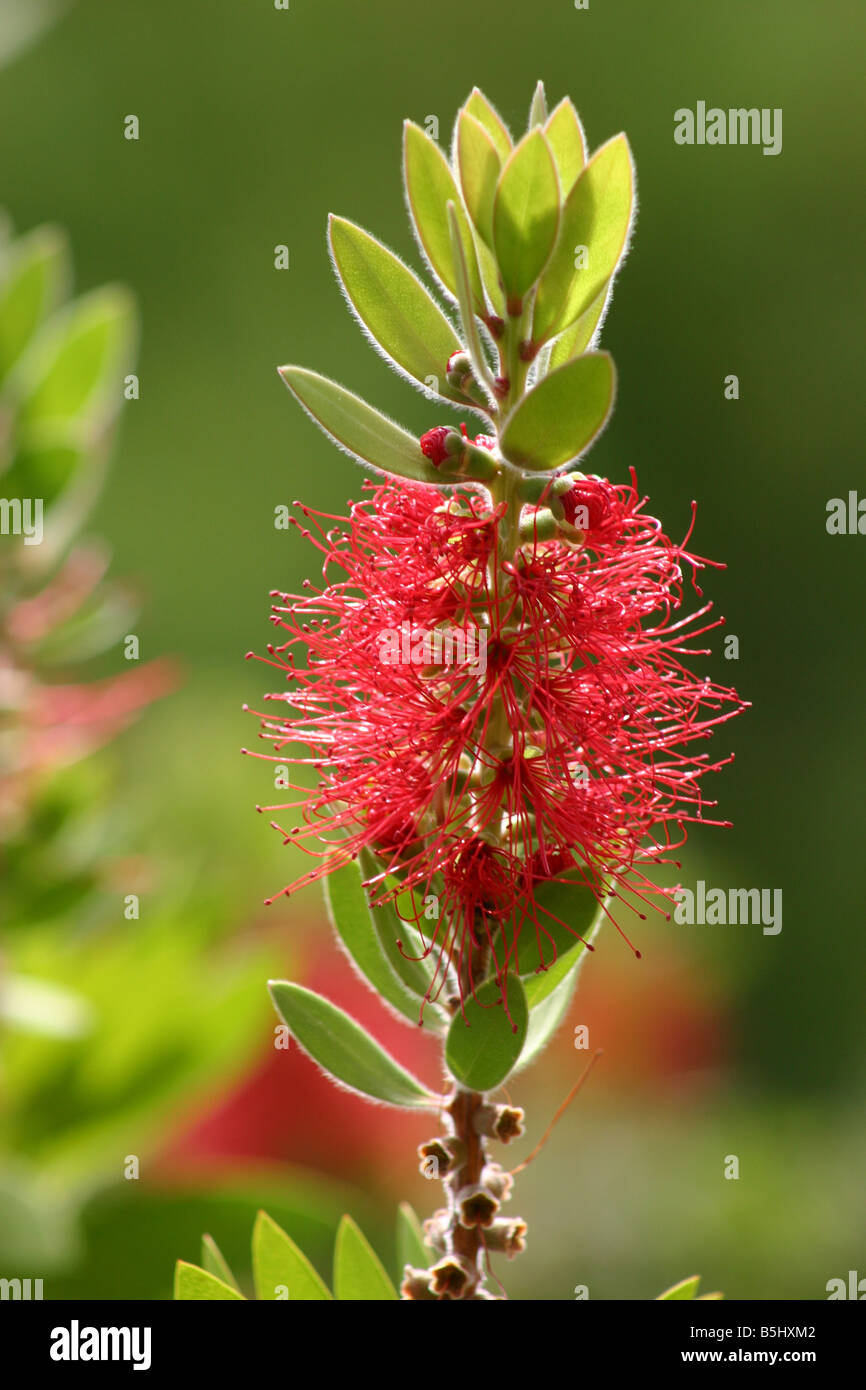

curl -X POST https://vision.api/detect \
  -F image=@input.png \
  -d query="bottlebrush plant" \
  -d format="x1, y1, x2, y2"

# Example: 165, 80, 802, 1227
176, 82, 744, 1301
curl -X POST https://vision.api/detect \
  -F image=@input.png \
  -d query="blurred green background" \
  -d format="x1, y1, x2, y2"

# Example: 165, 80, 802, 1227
0, 0, 863, 1300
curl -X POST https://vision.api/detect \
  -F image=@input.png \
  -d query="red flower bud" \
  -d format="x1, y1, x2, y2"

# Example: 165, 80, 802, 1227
419, 425, 454, 467
561, 479, 611, 531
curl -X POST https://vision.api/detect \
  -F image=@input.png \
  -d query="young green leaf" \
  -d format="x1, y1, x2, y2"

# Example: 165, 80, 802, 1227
456, 111, 502, 246
201, 1234, 242, 1294
544, 98, 587, 196
0, 224, 70, 385
403, 122, 486, 317
253, 1210, 332, 1301
528, 80, 548, 129
657, 1275, 702, 1301
174, 1261, 245, 1301
396, 1202, 433, 1274
328, 216, 463, 402
356, 849, 444, 1009
21, 285, 136, 425
464, 88, 512, 162
447, 202, 496, 399
445, 975, 528, 1092
492, 129, 561, 304
334, 1216, 399, 1301
548, 285, 609, 371
277, 365, 439, 483
268, 980, 437, 1109
517, 875, 606, 1002
533, 133, 634, 346
499, 351, 616, 471
324, 859, 442, 1030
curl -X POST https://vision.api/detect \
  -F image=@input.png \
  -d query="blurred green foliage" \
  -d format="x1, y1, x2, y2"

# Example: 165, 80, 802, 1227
0, 0, 863, 1299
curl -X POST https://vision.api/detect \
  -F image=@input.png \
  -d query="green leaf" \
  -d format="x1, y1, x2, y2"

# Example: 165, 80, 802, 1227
277, 365, 439, 483
174, 1261, 245, 1301
21, 285, 136, 426
324, 859, 443, 1030
464, 88, 512, 162
456, 111, 501, 246
500, 351, 615, 470
528, 80, 548, 129
357, 849, 444, 1009
492, 129, 561, 303
447, 203, 495, 399
268, 980, 436, 1109
517, 876, 605, 1003
200, 1233, 241, 1294
333, 1216, 399, 1301
533, 133, 634, 346
328, 216, 462, 402
657, 1275, 702, 1301
445, 974, 528, 1092
403, 122, 486, 317
548, 286, 609, 371
544, 98, 586, 196
253, 1209, 332, 1300
0, 224, 70, 385
0, 431, 85, 507
396, 1202, 433, 1274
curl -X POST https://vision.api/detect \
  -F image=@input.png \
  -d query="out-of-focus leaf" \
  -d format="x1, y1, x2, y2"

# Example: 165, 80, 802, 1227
0, 975, 93, 1039
21, 285, 136, 427
0, 431, 85, 506
252, 1209, 332, 1301
544, 98, 586, 195
499, 351, 615, 470
456, 111, 501, 246
0, 223, 70, 386
200, 1233, 241, 1294
333, 1216, 398, 1301
396, 1202, 433, 1274
268, 980, 436, 1109
533, 134, 634, 346
445, 974, 528, 1092
657, 1275, 702, 1300
278, 365, 439, 483
403, 122, 486, 317
173, 1261, 245, 1301
493, 129, 560, 302
328, 216, 462, 401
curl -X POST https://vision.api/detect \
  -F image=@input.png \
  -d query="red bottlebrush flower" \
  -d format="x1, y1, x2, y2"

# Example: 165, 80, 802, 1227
246, 471, 746, 1009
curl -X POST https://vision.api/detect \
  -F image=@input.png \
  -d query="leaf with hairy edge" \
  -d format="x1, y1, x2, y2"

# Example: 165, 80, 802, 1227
277, 366, 439, 484
403, 122, 486, 317
517, 876, 606, 1003
0, 224, 70, 385
464, 88, 512, 162
456, 111, 501, 246
548, 285, 610, 371
357, 849, 444, 1010
334, 1216, 399, 1301
499, 351, 615, 471
253, 1210, 332, 1300
328, 217, 463, 403
528, 80, 548, 129
268, 980, 437, 1109
447, 203, 496, 399
445, 975, 528, 1092
544, 98, 586, 196
201, 1234, 242, 1294
533, 133, 634, 346
174, 1262, 245, 1301
492, 129, 561, 303
396, 1202, 433, 1274
325, 859, 444, 1031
